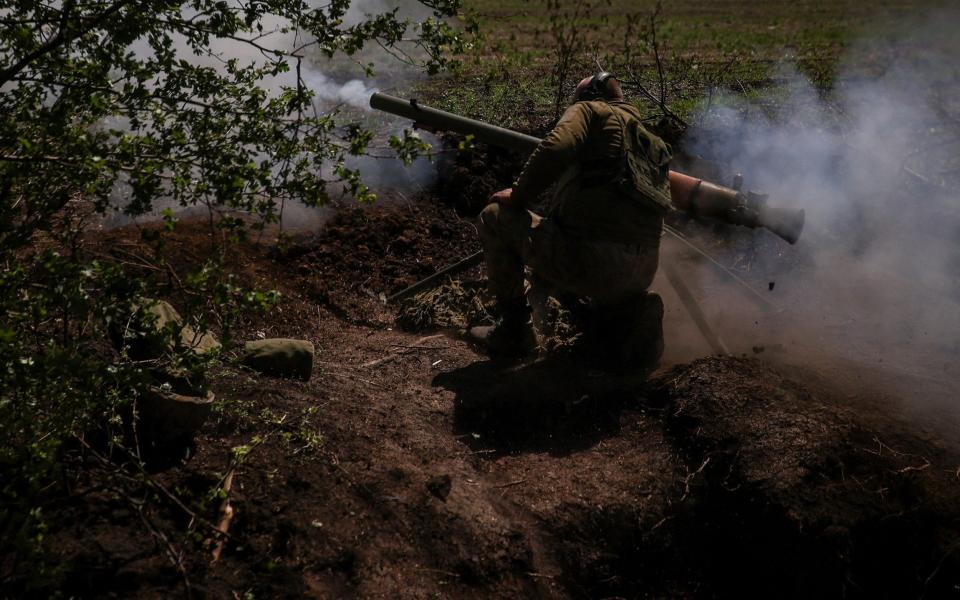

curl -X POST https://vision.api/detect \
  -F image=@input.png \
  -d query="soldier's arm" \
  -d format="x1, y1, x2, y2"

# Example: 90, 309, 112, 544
508, 103, 593, 207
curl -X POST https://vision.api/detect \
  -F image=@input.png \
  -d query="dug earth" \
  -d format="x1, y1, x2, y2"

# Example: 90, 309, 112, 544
41, 198, 960, 598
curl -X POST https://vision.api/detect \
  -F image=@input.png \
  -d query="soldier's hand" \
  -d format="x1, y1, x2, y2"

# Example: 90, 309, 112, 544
490, 188, 513, 206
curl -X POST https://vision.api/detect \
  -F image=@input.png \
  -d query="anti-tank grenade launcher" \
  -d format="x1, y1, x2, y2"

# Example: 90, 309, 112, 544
369, 92, 805, 245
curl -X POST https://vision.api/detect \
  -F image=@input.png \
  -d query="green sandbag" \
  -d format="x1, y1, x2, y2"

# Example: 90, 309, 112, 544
241, 338, 314, 381
116, 299, 221, 360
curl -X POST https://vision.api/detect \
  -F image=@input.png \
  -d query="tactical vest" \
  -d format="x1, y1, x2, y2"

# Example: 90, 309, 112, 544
549, 101, 671, 248
605, 103, 674, 214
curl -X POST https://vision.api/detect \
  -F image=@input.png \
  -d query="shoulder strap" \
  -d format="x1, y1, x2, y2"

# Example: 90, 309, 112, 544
607, 104, 637, 165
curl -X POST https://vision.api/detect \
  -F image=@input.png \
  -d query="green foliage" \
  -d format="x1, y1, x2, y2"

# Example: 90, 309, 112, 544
389, 129, 433, 167
0, 252, 152, 584
0, 0, 474, 229
0, 0, 472, 589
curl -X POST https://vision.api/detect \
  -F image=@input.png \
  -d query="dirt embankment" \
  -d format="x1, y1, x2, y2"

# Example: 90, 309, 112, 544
11, 196, 960, 599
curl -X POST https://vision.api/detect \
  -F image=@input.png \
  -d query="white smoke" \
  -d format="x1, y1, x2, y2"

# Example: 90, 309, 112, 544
674, 8, 960, 424
102, 0, 441, 227
302, 72, 380, 110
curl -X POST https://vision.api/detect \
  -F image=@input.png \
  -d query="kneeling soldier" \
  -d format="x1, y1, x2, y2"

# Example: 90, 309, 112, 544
468, 72, 671, 368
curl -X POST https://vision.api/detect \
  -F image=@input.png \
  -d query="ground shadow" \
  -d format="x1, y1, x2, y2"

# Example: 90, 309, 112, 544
433, 356, 653, 457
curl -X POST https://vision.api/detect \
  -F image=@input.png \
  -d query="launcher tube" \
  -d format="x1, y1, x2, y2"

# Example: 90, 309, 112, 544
372, 93, 714, 210
370, 92, 804, 244
370, 92, 541, 154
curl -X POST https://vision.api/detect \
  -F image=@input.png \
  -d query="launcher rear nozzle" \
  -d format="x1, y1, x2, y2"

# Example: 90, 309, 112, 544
668, 171, 805, 244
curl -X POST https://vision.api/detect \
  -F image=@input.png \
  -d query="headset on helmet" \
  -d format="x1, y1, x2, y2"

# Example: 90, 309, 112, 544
577, 71, 616, 101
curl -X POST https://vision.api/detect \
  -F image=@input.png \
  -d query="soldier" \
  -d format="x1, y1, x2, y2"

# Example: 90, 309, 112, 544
466, 72, 672, 367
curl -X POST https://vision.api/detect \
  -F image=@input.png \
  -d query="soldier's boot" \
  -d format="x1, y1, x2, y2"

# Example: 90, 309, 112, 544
466, 298, 538, 359
592, 292, 664, 372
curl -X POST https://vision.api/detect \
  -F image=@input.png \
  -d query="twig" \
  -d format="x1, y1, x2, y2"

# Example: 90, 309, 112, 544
146, 471, 200, 525
0, 0, 133, 87
456, 449, 497, 456
388, 343, 447, 350
679, 456, 711, 501
494, 479, 526, 489
72, 433, 232, 540
922, 541, 960, 599
621, 75, 688, 129
526, 571, 556, 579
894, 459, 931, 475
735, 77, 749, 96
210, 466, 236, 563
85, 249, 164, 272
650, 515, 672, 531
649, 0, 666, 107
701, 55, 739, 120
352, 374, 389, 390
361, 334, 445, 368
866, 435, 906, 458
620, 0, 689, 129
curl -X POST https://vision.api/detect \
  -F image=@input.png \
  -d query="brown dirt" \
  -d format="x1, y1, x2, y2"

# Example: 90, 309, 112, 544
273, 197, 483, 325
9, 197, 960, 599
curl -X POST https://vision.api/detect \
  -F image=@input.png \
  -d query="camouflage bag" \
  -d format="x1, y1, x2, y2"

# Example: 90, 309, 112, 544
610, 106, 674, 214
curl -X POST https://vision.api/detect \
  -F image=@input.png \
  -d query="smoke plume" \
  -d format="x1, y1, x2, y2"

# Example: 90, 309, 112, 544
670, 8, 960, 428
103, 0, 440, 227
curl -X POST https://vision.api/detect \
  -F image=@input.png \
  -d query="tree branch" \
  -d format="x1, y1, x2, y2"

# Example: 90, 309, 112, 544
0, 0, 134, 88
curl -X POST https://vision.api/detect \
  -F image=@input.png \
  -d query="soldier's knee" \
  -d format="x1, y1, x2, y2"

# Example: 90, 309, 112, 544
479, 202, 501, 221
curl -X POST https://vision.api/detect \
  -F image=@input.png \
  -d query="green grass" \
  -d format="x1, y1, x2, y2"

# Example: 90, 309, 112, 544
417, 0, 948, 130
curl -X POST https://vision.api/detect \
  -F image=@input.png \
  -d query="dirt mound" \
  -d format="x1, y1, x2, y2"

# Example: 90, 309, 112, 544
651, 357, 960, 598
433, 355, 960, 598
276, 202, 480, 323
435, 143, 524, 216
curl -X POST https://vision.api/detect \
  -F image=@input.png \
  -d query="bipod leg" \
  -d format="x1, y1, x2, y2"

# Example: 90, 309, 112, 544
662, 262, 730, 356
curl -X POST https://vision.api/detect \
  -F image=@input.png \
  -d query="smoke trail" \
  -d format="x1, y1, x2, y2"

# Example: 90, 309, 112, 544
102, 0, 441, 227
301, 71, 380, 110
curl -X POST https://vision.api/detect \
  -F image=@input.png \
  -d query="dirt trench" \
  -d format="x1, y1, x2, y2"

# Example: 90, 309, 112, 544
235, 197, 960, 598
428, 353, 960, 599
22, 185, 960, 598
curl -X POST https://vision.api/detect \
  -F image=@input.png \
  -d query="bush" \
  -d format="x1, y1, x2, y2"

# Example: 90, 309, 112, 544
0, 0, 473, 589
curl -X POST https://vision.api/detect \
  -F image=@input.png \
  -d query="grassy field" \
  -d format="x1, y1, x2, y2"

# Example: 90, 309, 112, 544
419, 0, 951, 132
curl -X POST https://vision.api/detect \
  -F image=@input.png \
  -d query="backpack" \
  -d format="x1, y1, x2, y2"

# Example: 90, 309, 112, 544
609, 105, 674, 214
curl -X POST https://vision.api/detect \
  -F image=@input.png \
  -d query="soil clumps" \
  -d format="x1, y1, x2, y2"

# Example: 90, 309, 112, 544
6, 198, 960, 598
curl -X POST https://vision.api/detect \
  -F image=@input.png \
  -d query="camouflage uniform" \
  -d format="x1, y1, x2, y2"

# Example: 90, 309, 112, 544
479, 100, 668, 306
